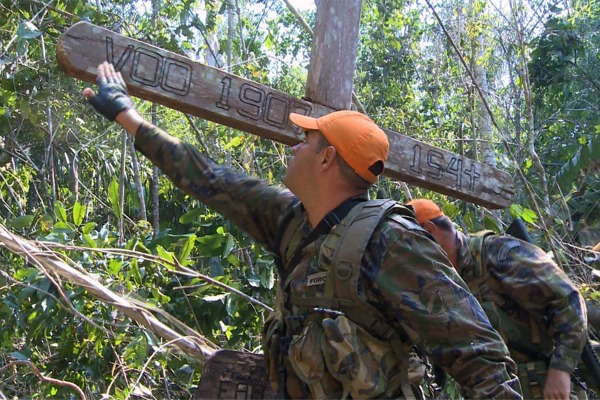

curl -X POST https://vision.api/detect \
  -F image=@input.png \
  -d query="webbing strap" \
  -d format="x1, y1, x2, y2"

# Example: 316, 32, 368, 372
330, 199, 417, 400
328, 200, 401, 337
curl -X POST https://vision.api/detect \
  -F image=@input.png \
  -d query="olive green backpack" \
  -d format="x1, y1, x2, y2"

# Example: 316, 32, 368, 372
267, 199, 425, 399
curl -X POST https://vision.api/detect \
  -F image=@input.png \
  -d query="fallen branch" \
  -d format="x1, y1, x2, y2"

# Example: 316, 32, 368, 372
0, 360, 86, 400
0, 224, 219, 364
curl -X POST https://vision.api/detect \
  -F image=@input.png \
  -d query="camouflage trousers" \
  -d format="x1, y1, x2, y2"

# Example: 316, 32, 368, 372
517, 361, 588, 400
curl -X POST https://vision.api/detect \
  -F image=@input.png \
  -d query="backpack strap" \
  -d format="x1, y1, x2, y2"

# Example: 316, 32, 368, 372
274, 201, 304, 283
328, 199, 418, 400
466, 230, 495, 281
290, 199, 419, 399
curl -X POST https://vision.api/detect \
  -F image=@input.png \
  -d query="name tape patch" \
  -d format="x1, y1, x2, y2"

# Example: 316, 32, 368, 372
307, 272, 327, 287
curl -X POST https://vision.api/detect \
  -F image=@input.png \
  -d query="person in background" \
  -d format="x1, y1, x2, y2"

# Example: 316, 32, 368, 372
81, 62, 523, 399
408, 198, 588, 400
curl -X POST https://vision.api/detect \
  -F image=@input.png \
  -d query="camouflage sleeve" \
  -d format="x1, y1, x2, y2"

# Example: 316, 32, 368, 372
133, 121, 297, 251
366, 219, 522, 399
484, 236, 588, 373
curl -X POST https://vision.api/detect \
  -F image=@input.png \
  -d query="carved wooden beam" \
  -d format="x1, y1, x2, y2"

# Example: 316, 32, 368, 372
57, 22, 514, 209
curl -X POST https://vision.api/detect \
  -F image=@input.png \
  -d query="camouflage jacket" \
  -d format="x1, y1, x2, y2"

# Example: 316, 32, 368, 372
457, 231, 587, 373
133, 122, 522, 399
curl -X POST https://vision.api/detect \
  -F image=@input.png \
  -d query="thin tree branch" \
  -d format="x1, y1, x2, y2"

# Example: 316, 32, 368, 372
423, 0, 561, 264
0, 361, 86, 400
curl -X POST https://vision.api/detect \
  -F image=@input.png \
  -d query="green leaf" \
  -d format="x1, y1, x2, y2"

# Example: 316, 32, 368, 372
15, 268, 37, 281
17, 21, 42, 39
108, 179, 121, 220
521, 208, 538, 224
555, 134, 600, 193
483, 215, 501, 232
177, 234, 197, 266
509, 204, 524, 219
82, 222, 96, 234
209, 256, 224, 277
9, 215, 34, 229
53, 221, 74, 234
179, 207, 203, 224
222, 234, 234, 258
53, 201, 67, 223
72, 201, 86, 226
109, 259, 123, 276
82, 233, 97, 248
9, 352, 29, 361
248, 273, 260, 288
156, 245, 176, 270
197, 234, 229, 257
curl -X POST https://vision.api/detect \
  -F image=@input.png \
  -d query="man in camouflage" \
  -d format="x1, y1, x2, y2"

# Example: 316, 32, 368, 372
83, 62, 522, 399
408, 198, 588, 400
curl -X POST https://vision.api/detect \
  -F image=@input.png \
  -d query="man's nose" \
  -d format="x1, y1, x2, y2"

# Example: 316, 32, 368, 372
291, 143, 300, 154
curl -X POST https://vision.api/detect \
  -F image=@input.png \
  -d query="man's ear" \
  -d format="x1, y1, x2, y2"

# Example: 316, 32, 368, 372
321, 146, 337, 168
421, 220, 436, 234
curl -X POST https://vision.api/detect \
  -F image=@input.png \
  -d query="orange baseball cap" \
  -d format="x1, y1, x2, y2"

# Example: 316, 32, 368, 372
289, 110, 389, 184
406, 198, 445, 225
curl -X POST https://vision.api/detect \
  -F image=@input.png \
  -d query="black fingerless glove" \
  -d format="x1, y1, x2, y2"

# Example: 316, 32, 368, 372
87, 75, 134, 121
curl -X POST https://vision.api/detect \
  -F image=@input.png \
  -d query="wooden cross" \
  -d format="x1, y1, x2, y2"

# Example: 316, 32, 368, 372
57, 21, 514, 209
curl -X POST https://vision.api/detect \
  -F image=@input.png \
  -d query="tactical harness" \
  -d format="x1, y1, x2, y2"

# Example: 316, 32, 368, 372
264, 199, 424, 399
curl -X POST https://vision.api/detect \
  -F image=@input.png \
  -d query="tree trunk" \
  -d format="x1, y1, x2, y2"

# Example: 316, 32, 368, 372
305, 0, 362, 110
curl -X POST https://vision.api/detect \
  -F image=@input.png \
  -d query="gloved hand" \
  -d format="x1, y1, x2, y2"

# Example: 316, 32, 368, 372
84, 62, 134, 121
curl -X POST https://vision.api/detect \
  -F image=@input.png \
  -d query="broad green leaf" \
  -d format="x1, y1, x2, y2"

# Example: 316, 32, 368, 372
209, 256, 224, 277
521, 208, 538, 224
82, 222, 96, 234
108, 259, 123, 276
108, 179, 121, 220
179, 207, 203, 224
151, 287, 170, 303
197, 234, 229, 257
72, 201, 86, 226
248, 273, 260, 288
509, 204, 524, 219
82, 233, 97, 248
17, 21, 42, 39
177, 234, 197, 266
9, 215, 34, 229
15, 268, 37, 281
226, 253, 241, 267
156, 245, 176, 270
9, 352, 29, 361
53, 201, 67, 223
53, 221, 74, 234
260, 263, 275, 289
222, 234, 234, 258
555, 134, 600, 193
483, 215, 501, 232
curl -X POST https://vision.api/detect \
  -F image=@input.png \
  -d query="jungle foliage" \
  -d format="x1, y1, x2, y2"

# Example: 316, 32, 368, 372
0, 0, 599, 398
